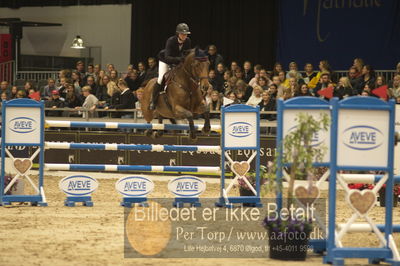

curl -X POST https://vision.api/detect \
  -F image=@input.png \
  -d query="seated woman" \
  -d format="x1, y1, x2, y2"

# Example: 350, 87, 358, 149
208, 90, 222, 119
246, 85, 263, 107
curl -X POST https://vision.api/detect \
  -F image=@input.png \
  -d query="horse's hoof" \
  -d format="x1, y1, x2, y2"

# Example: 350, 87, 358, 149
202, 126, 211, 135
155, 131, 164, 138
189, 133, 198, 143
145, 130, 153, 138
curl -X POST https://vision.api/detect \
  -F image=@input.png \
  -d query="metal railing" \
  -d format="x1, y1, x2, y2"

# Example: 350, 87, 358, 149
16, 71, 59, 81
10, 70, 398, 84
0, 60, 15, 83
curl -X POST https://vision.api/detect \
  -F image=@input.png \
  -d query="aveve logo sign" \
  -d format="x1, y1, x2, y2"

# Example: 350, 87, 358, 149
59, 175, 99, 196
168, 176, 206, 197
287, 125, 326, 147
342, 125, 384, 150
9, 117, 37, 134
228, 122, 253, 138
115, 176, 154, 197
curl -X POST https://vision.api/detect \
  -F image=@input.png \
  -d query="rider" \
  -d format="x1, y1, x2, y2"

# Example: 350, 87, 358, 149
148, 23, 192, 110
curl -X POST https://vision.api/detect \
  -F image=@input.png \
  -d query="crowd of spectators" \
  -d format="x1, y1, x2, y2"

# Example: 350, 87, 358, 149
1, 46, 400, 121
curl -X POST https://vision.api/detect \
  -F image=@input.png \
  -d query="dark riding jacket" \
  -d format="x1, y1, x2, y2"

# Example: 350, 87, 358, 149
158, 36, 191, 65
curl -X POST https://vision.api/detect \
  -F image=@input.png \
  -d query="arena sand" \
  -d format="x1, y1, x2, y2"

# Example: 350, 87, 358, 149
0, 175, 399, 266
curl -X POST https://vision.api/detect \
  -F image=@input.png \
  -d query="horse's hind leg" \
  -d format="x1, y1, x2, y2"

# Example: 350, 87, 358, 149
145, 122, 153, 138
153, 117, 164, 138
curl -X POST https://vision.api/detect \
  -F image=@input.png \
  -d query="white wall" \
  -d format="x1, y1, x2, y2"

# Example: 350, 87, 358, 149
0, 4, 131, 71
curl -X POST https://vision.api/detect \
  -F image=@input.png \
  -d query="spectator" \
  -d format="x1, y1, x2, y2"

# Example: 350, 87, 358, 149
243, 61, 254, 84
143, 57, 158, 82
0, 81, 9, 99
106, 63, 115, 75
353, 58, 364, 78
249, 64, 263, 87
43, 78, 57, 99
96, 75, 112, 106
286, 62, 303, 80
286, 77, 300, 95
375, 75, 386, 88
16, 90, 26, 98
28, 88, 40, 101
207, 45, 223, 71
257, 76, 269, 91
208, 90, 222, 118
259, 90, 276, 120
204, 86, 213, 106
125, 70, 141, 92
135, 88, 144, 118
361, 90, 370, 96
389, 75, 400, 98
23, 82, 35, 98
106, 79, 136, 119
283, 86, 293, 100
302, 63, 317, 85
246, 85, 263, 107
86, 64, 95, 78
272, 76, 286, 99
97, 70, 106, 86
58, 69, 71, 82
268, 84, 278, 101
110, 70, 119, 83
58, 78, 71, 99
77, 86, 99, 118
313, 72, 331, 96
236, 90, 246, 103
278, 71, 286, 84
208, 69, 223, 93
308, 60, 333, 89
230, 61, 239, 74
225, 76, 238, 96
272, 62, 284, 76
93, 64, 101, 81
45, 90, 66, 116
1, 91, 7, 102
137, 62, 147, 84
65, 84, 82, 108
75, 60, 85, 79
335, 76, 354, 99
9, 86, 18, 99
234, 67, 244, 80
222, 70, 233, 95
295, 84, 313, 97
348, 66, 362, 89
216, 63, 225, 81
86, 76, 98, 96
235, 79, 252, 101
71, 70, 83, 93
357, 65, 376, 94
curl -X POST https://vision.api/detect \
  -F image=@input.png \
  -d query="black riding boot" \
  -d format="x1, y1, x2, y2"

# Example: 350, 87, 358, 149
149, 82, 162, 110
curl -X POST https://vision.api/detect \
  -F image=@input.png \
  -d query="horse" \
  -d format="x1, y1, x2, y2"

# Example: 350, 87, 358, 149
141, 47, 211, 141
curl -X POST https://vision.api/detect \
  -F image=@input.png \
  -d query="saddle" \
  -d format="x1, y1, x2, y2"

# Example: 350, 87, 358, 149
160, 69, 175, 91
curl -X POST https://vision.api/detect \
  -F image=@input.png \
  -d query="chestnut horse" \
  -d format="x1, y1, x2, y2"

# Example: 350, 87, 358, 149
141, 48, 211, 140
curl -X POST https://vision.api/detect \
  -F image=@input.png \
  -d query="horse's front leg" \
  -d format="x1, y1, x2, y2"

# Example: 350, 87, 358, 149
201, 103, 211, 134
174, 105, 197, 141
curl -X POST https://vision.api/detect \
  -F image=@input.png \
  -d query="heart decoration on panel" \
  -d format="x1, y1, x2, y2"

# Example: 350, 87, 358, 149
347, 189, 376, 216
13, 159, 32, 174
294, 185, 320, 206
231, 161, 250, 177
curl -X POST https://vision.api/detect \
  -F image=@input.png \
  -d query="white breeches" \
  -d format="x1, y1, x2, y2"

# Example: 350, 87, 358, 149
157, 61, 169, 85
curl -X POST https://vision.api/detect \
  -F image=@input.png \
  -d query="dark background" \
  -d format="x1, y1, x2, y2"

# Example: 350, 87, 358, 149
131, 0, 277, 69
2, 0, 400, 70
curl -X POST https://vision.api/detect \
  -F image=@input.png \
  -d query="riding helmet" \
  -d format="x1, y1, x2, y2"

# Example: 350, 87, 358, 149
176, 23, 191, 34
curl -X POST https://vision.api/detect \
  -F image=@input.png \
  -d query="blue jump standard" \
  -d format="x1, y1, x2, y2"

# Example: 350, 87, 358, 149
0, 195, 47, 206
64, 196, 93, 207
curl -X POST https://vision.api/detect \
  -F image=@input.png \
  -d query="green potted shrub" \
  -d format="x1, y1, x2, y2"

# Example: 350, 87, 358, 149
263, 112, 329, 260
